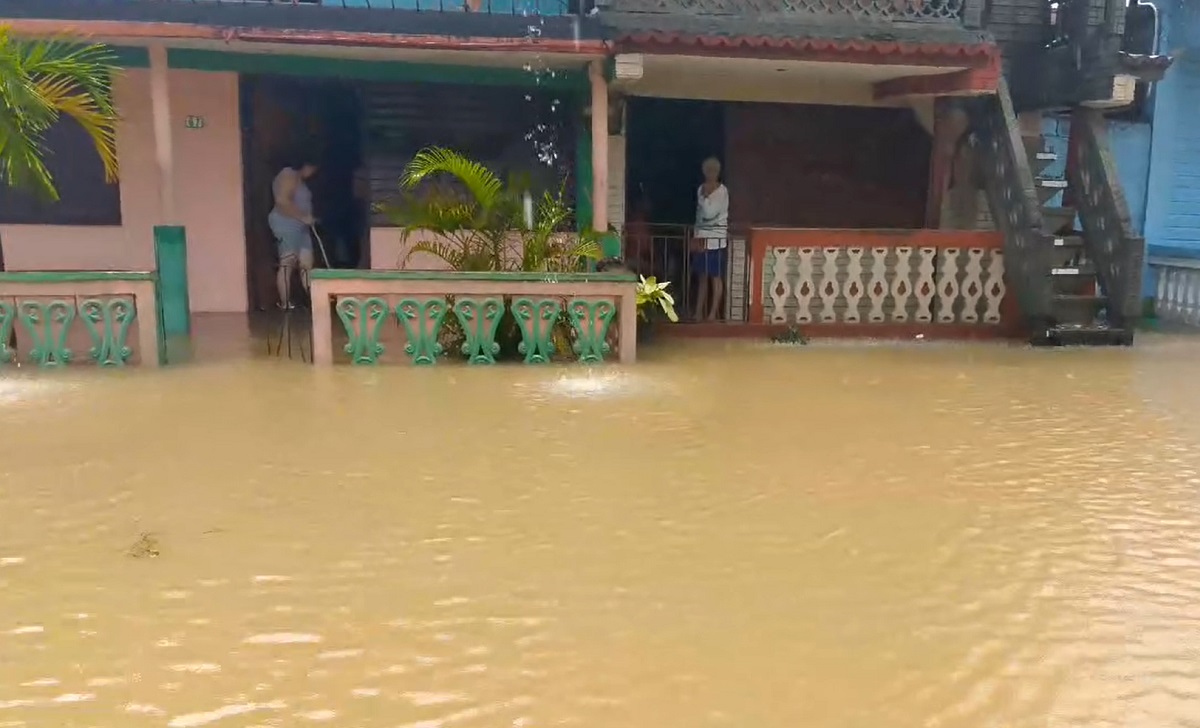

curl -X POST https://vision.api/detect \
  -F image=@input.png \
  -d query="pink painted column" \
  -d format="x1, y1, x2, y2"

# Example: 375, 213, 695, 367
148, 44, 176, 223
589, 61, 608, 233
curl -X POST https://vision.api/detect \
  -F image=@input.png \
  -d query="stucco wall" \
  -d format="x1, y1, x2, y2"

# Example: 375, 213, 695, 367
0, 68, 247, 313
1139, 0, 1200, 296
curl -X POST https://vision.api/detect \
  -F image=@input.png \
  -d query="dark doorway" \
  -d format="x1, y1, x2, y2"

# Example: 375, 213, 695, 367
240, 75, 365, 311
625, 97, 726, 225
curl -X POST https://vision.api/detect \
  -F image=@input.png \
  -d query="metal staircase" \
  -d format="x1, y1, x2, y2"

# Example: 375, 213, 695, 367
1025, 137, 1132, 345
971, 82, 1141, 346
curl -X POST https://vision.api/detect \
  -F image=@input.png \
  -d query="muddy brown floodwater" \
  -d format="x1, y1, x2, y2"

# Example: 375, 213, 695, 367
3, 324, 1200, 728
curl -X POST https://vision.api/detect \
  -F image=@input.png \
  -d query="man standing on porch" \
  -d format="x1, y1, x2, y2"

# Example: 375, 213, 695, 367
268, 158, 318, 309
691, 156, 729, 321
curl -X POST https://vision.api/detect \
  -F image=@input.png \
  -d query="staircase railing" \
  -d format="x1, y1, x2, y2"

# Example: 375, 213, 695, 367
969, 80, 1055, 329
1067, 107, 1144, 329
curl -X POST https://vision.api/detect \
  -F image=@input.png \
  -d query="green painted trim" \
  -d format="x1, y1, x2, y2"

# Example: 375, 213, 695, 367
311, 270, 636, 283
111, 46, 151, 69
599, 231, 622, 259
575, 118, 593, 233
153, 225, 191, 338
0, 271, 156, 283
167, 48, 588, 90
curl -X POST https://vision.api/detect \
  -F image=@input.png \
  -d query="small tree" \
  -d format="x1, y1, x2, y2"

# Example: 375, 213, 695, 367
0, 30, 119, 271
382, 146, 600, 271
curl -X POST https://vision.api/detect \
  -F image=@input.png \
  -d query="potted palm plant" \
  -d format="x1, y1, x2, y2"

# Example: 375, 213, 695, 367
379, 147, 607, 360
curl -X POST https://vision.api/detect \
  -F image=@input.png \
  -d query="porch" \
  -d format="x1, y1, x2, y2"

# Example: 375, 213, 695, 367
0, 29, 611, 309
623, 225, 1016, 340
605, 20, 1011, 338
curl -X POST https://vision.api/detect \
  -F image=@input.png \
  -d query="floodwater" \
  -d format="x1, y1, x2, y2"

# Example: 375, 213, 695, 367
3, 317, 1200, 728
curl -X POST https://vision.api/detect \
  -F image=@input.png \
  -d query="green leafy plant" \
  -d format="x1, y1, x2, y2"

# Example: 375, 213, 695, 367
516, 187, 602, 272
636, 275, 679, 323
381, 146, 600, 273
770, 326, 809, 345
379, 147, 605, 360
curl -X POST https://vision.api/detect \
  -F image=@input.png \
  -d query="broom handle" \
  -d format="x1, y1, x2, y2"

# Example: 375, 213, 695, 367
311, 224, 331, 269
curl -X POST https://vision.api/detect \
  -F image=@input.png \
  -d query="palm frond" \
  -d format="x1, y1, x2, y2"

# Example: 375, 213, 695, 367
405, 238, 468, 270
0, 31, 118, 198
401, 147, 502, 210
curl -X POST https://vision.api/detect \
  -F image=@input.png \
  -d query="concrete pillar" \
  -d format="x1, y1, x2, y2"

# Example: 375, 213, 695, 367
148, 43, 176, 223
589, 61, 608, 234
927, 100, 971, 228
148, 45, 190, 352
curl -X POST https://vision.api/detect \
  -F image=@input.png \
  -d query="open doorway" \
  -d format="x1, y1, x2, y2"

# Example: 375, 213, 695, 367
240, 75, 365, 311
624, 95, 931, 321
624, 97, 725, 317
626, 96, 725, 227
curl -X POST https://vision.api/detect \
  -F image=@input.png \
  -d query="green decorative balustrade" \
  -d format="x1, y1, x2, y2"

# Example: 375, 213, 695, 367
397, 297, 448, 366
310, 269, 638, 367
19, 299, 78, 367
335, 296, 389, 365
332, 294, 625, 366
80, 297, 138, 367
0, 272, 161, 369
567, 298, 616, 364
0, 300, 16, 365
512, 297, 561, 364
454, 296, 504, 365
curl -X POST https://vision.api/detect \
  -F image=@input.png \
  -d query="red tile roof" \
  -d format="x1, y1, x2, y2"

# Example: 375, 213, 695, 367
616, 31, 999, 68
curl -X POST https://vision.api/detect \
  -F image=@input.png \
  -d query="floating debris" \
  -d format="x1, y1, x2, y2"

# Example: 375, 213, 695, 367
127, 533, 161, 559
770, 326, 809, 345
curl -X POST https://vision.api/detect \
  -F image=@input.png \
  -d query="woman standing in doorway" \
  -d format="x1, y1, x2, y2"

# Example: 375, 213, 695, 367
268, 157, 318, 309
691, 156, 729, 321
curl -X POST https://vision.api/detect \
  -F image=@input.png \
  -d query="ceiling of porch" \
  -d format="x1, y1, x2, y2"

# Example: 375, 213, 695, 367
618, 53, 991, 107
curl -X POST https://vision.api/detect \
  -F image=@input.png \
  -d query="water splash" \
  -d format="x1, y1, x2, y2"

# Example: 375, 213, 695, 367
520, 3, 563, 171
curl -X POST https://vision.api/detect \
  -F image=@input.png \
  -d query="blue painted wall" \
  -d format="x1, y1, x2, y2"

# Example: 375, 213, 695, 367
1141, 0, 1200, 298
1047, 0, 1200, 297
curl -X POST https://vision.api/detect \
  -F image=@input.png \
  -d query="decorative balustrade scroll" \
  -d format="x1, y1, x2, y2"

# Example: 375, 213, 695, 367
1069, 107, 1145, 329
309, 270, 639, 367
749, 230, 1009, 329
0, 272, 161, 369
606, 0, 966, 22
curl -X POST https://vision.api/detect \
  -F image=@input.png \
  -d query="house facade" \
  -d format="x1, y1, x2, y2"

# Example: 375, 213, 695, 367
0, 0, 1175, 344
0, 0, 609, 316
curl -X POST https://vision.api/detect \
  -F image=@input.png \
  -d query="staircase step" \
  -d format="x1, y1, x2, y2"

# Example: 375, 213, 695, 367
1023, 140, 1058, 175
1049, 263, 1095, 276
1036, 324, 1132, 347
1036, 178, 1068, 204
1051, 234, 1085, 249
1041, 205, 1077, 234
1049, 263, 1097, 295
1051, 293, 1107, 324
